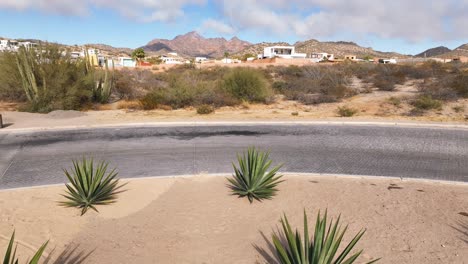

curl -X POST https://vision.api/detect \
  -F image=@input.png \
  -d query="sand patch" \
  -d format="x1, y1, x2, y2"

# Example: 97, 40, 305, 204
1, 175, 466, 263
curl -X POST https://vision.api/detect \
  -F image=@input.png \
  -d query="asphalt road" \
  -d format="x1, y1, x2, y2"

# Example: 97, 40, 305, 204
0, 124, 467, 189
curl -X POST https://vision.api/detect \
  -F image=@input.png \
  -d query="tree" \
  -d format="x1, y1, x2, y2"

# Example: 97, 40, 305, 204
224, 51, 230, 59
132, 48, 146, 61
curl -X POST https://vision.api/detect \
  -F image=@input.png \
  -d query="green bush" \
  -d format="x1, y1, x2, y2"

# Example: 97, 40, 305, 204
196, 104, 215, 115
3, 231, 48, 264
227, 147, 283, 203
222, 67, 272, 103
337, 106, 358, 117
0, 52, 24, 101
60, 158, 126, 215
272, 210, 379, 264
412, 95, 442, 111
2, 44, 108, 112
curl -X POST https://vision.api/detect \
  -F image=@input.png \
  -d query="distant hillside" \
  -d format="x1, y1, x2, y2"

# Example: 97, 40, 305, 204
85, 44, 133, 56
141, 31, 251, 58
234, 39, 405, 59
233, 42, 291, 57
436, 43, 468, 58
415, 46, 451, 58
294, 39, 405, 58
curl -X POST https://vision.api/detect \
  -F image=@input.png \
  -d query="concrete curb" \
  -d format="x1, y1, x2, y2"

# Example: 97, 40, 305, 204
1, 120, 468, 134
1, 172, 466, 192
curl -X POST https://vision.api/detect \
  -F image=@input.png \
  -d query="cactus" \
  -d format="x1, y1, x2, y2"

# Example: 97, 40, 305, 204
15, 47, 40, 102
93, 58, 114, 103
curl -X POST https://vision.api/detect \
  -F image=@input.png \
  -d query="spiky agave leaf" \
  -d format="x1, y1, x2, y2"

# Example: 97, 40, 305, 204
227, 147, 283, 203
272, 210, 380, 264
2, 231, 48, 264
59, 158, 126, 215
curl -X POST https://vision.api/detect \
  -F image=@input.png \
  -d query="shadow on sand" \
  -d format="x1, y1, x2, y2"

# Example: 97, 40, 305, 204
44, 244, 95, 264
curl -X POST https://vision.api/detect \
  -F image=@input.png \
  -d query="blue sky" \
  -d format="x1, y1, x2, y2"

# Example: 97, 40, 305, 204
0, 0, 467, 55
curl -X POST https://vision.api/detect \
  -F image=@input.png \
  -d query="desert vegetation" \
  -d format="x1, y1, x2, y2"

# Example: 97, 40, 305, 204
59, 158, 125, 215
273, 210, 379, 264
2, 231, 48, 264
227, 147, 283, 203
0, 45, 114, 112
1, 50, 466, 120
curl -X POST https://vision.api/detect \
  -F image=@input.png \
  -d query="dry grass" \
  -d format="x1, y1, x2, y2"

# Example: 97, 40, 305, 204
117, 100, 142, 110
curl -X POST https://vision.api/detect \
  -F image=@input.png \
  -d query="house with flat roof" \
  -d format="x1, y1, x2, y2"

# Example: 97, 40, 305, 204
261, 46, 307, 59
310, 53, 335, 63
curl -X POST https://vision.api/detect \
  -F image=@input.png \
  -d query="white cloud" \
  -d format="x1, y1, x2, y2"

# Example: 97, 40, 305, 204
217, 0, 468, 42
0, 0, 206, 22
0, 0, 467, 42
199, 19, 235, 35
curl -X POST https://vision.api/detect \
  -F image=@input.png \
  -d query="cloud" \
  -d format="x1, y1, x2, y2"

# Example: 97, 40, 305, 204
0, 0, 206, 22
0, 0, 467, 42
217, 0, 468, 42
199, 19, 235, 35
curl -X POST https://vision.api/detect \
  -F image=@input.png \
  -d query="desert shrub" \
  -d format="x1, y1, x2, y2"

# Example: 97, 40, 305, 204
227, 147, 283, 203
2, 44, 115, 112
387, 96, 401, 107
412, 95, 442, 111
451, 71, 468, 98
452, 105, 465, 113
3, 231, 48, 264
114, 70, 137, 99
139, 90, 166, 110
373, 76, 396, 91
117, 100, 141, 110
60, 158, 126, 215
272, 210, 379, 264
0, 52, 25, 101
337, 106, 358, 117
196, 104, 214, 114
222, 67, 272, 103
273, 65, 352, 104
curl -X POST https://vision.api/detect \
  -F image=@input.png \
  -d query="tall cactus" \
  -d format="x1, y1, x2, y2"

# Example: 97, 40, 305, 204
94, 58, 114, 103
15, 47, 40, 102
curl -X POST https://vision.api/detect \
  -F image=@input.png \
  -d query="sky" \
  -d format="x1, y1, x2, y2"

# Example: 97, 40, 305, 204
0, 0, 467, 55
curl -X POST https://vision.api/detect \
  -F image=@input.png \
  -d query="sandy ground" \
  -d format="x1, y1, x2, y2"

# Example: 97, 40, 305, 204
0, 175, 467, 264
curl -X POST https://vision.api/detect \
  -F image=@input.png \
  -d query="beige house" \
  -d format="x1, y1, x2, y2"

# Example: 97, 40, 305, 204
344, 55, 357, 60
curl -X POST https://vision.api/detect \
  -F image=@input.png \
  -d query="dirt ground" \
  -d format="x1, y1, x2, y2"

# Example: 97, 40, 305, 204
0, 175, 467, 264
1, 85, 467, 130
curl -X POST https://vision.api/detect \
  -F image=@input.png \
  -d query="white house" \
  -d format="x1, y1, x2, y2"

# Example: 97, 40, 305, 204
261, 46, 307, 59
195, 57, 208, 63
0, 39, 20, 52
117, 57, 137, 67
310, 53, 335, 63
161, 54, 186, 64
378, 58, 397, 64
18, 42, 38, 50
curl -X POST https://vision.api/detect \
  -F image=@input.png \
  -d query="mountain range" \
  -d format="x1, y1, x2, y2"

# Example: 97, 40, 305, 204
4, 31, 467, 59
141, 31, 251, 58
139, 32, 406, 59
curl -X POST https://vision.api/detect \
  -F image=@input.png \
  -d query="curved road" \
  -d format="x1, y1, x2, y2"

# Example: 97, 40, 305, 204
0, 124, 467, 189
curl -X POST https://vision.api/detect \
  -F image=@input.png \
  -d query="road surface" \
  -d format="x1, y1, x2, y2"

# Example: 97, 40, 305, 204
0, 124, 467, 189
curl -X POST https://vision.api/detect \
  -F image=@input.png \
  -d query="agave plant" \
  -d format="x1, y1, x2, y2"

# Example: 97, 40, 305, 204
272, 210, 380, 264
59, 158, 125, 215
3, 231, 48, 264
227, 147, 283, 203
